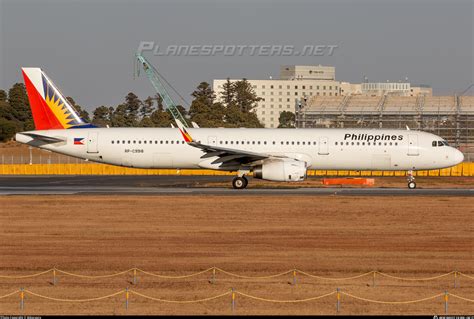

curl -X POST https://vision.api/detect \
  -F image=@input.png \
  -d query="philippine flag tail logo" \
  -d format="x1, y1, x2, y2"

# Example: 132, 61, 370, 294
21, 68, 94, 130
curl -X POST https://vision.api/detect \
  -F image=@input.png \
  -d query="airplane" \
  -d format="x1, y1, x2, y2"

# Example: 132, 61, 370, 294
15, 68, 464, 189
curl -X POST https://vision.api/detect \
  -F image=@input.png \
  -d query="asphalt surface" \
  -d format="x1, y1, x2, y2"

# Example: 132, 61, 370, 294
0, 175, 472, 196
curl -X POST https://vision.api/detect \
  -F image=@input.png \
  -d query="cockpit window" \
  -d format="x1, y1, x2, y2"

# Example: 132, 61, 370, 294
433, 140, 449, 147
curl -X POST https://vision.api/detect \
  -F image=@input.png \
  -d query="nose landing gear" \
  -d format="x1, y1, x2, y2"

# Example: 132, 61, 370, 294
407, 170, 416, 189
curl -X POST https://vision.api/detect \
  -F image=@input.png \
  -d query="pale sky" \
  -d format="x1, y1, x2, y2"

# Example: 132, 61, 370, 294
1, 0, 473, 112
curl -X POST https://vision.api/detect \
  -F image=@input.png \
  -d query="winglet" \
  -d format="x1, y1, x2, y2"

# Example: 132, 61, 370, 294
176, 119, 194, 143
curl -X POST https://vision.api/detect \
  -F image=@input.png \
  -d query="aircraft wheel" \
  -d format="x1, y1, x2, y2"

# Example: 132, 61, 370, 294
232, 176, 247, 189
242, 175, 248, 188
408, 181, 416, 189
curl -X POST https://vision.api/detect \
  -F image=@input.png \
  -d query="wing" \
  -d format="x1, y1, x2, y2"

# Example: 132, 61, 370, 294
175, 120, 285, 168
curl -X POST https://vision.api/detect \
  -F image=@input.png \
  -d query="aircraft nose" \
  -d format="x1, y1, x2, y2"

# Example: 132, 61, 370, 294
452, 148, 464, 165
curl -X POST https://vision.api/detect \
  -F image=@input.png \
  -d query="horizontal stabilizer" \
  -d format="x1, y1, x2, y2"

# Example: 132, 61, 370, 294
19, 133, 65, 144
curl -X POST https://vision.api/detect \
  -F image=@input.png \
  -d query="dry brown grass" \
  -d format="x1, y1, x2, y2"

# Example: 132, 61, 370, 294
0, 195, 473, 315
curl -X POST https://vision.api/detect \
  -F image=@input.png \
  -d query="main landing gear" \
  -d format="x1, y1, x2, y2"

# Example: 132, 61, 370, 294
232, 176, 248, 189
407, 170, 416, 189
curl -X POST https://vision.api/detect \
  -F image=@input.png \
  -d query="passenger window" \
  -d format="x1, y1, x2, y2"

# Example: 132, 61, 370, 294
166, 141, 168, 144
143, 141, 146, 144
139, 141, 141, 144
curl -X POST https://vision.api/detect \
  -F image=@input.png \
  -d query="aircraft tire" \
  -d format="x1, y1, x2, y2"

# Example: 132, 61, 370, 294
408, 181, 416, 189
232, 176, 247, 189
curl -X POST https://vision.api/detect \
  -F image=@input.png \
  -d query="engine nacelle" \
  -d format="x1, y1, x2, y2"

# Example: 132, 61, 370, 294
253, 159, 307, 182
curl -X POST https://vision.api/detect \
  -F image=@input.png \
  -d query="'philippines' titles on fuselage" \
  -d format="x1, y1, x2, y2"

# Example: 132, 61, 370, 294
344, 133, 404, 142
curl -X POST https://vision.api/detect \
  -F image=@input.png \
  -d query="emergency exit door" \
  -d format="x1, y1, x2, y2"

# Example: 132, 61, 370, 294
318, 136, 329, 155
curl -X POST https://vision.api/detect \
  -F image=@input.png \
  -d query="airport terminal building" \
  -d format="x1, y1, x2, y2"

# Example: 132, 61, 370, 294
213, 65, 431, 128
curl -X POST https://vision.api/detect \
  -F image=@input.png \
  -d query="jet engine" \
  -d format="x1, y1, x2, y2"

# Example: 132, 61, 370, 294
253, 159, 307, 182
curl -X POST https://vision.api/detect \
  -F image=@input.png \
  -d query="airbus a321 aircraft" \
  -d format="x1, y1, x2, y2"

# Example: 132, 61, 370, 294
15, 68, 464, 189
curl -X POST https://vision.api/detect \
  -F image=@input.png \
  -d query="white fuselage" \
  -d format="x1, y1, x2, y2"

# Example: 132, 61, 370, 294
16, 127, 464, 171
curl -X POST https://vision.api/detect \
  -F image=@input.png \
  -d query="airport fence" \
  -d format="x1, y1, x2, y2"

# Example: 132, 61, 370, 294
0, 268, 473, 313
0, 162, 473, 176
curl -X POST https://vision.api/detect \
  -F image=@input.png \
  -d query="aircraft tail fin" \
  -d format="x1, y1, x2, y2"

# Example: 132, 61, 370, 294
21, 67, 94, 130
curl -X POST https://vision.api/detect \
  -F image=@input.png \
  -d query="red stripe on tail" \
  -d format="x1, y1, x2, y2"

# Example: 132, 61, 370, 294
22, 70, 63, 130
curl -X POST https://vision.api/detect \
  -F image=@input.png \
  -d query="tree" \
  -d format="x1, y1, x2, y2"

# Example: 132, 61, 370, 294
66, 97, 90, 122
0, 90, 6, 102
111, 104, 128, 127
191, 82, 215, 105
224, 104, 263, 128
188, 82, 225, 127
220, 78, 235, 106
8, 83, 31, 123
92, 106, 112, 127
0, 118, 17, 142
175, 105, 187, 118
232, 79, 262, 113
124, 92, 142, 126
140, 96, 155, 119
278, 111, 296, 128
150, 106, 172, 127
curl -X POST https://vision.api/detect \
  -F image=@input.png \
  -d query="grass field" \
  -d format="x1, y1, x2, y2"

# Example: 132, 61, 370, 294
0, 195, 473, 315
